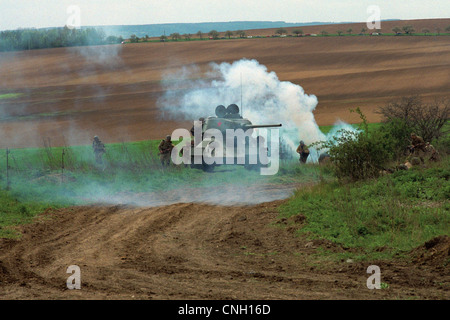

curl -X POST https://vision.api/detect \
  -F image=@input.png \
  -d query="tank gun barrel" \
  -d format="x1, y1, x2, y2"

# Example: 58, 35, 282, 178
243, 124, 282, 129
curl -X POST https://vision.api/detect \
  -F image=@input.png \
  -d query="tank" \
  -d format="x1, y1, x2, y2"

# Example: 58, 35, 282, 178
189, 104, 282, 171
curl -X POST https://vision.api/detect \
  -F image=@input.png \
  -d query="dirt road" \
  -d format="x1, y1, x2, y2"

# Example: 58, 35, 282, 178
0, 200, 448, 300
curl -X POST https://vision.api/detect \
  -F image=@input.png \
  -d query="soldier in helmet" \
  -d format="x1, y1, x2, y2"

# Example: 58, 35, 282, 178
425, 142, 439, 162
190, 117, 205, 147
296, 140, 310, 164
92, 136, 106, 165
190, 117, 205, 136
408, 133, 426, 163
158, 135, 174, 167
410, 133, 426, 153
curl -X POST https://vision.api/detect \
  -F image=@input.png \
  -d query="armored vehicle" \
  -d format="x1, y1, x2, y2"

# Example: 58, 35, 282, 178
188, 104, 282, 171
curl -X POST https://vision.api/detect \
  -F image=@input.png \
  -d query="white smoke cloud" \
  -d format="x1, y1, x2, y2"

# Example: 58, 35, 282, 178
158, 59, 327, 159
326, 119, 360, 142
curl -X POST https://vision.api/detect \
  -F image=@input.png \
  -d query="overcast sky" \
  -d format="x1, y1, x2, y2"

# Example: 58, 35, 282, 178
1, 0, 449, 30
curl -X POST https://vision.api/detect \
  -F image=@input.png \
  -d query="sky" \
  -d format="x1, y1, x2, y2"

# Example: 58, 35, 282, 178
0, 0, 449, 30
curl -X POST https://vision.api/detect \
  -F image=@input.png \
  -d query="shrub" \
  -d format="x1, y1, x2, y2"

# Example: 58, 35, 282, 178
376, 95, 449, 143
316, 108, 391, 181
377, 118, 414, 160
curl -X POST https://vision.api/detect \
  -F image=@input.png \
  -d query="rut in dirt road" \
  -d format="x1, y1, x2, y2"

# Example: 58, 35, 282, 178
0, 201, 448, 299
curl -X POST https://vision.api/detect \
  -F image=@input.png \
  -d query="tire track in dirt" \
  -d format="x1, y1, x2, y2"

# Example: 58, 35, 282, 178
0, 201, 448, 299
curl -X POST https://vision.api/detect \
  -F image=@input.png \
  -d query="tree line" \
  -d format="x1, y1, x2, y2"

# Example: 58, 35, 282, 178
155, 24, 450, 42
3, 23, 449, 51
0, 26, 124, 52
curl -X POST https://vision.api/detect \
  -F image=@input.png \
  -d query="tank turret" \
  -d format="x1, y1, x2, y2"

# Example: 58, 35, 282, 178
201, 104, 281, 131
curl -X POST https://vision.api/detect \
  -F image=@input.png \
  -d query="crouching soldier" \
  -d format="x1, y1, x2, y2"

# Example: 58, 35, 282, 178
296, 140, 310, 164
409, 133, 427, 163
410, 133, 426, 153
159, 135, 174, 167
92, 136, 106, 165
425, 142, 439, 162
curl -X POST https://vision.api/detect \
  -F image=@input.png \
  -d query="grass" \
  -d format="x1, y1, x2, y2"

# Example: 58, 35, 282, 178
1, 121, 448, 251
0, 93, 23, 100
0, 190, 58, 238
279, 157, 450, 261
0, 136, 330, 238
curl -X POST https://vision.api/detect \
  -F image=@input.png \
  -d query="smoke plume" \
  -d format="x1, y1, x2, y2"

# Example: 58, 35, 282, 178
158, 59, 327, 159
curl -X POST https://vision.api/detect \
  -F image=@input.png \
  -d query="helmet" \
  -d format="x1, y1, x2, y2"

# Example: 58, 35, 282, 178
166, 135, 171, 140
300, 140, 304, 145
199, 117, 205, 122
94, 136, 99, 140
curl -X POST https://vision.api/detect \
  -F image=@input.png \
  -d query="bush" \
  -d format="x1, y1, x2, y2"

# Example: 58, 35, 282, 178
376, 95, 449, 143
432, 122, 450, 155
316, 108, 391, 181
377, 118, 414, 160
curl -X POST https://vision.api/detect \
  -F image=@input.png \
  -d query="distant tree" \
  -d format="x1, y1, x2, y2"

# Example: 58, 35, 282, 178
106, 35, 122, 44
292, 29, 303, 37
170, 33, 181, 41
445, 26, 450, 32
346, 28, 353, 35
225, 30, 233, 39
208, 30, 220, 40
392, 27, 401, 34
275, 28, 287, 36
85, 27, 105, 45
183, 33, 191, 40
196, 30, 203, 39
129, 34, 139, 43
402, 25, 415, 35
160, 35, 168, 42
144, 34, 150, 42
360, 27, 367, 35
320, 30, 329, 36
236, 30, 246, 38
0, 26, 109, 52
435, 27, 441, 35
337, 30, 343, 36
422, 28, 430, 35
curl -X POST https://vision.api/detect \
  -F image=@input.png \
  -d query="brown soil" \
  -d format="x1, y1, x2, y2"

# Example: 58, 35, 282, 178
0, 201, 448, 300
0, 20, 448, 300
0, 18, 449, 148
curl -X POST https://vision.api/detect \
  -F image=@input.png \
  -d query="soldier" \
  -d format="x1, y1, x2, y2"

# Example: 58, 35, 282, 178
190, 117, 205, 136
425, 142, 439, 162
92, 136, 106, 165
318, 152, 331, 164
190, 117, 205, 147
410, 133, 426, 153
296, 140, 310, 164
158, 135, 174, 167
409, 133, 427, 163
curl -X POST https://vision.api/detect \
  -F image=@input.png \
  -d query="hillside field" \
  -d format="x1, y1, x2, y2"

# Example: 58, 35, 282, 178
0, 18, 449, 148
